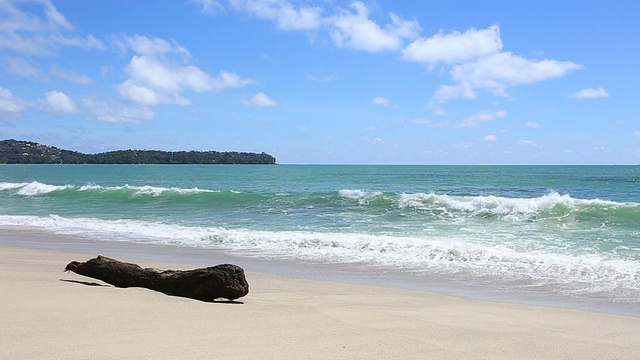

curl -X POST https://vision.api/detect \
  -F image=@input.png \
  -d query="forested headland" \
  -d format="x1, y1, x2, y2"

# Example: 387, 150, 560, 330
0, 140, 276, 164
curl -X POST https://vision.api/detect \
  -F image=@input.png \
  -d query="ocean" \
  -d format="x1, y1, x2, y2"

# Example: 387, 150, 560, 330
1, 165, 639, 315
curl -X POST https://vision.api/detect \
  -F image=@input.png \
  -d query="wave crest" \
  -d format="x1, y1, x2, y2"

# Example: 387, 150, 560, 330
0, 181, 218, 197
398, 191, 631, 219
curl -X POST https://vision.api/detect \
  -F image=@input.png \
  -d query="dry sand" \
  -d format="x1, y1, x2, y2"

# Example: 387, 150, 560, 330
1, 245, 639, 360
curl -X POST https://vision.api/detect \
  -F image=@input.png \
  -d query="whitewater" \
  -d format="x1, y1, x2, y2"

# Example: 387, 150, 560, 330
1, 165, 639, 315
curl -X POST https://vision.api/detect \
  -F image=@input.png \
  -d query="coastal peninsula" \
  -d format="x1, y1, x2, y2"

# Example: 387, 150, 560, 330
0, 139, 276, 165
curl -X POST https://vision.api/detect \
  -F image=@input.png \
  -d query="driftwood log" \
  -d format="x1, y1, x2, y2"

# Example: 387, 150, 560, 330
64, 256, 249, 301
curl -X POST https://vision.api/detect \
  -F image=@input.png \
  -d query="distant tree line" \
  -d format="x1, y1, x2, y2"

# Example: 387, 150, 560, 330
0, 139, 276, 165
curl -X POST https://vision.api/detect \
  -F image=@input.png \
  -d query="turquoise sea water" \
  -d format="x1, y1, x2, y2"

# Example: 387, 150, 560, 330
1, 165, 639, 314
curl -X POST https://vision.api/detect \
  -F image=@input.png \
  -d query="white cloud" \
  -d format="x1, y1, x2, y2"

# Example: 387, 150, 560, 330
0, 0, 105, 56
456, 52, 581, 88
454, 141, 474, 148
436, 52, 582, 101
42, 0, 72, 29
112, 35, 191, 58
367, 136, 385, 144
224, 4, 579, 103
410, 118, 448, 127
82, 97, 156, 123
425, 101, 446, 116
0, 87, 28, 114
307, 72, 338, 82
118, 79, 191, 106
328, 2, 420, 53
456, 109, 507, 128
230, 0, 322, 30
434, 84, 476, 101
50, 64, 91, 84
100, 65, 112, 78
5, 58, 90, 84
191, 0, 224, 15
124, 55, 202, 92
44, 91, 77, 113
118, 52, 253, 106
569, 87, 610, 99
244, 92, 277, 106
228, 1, 419, 53
483, 135, 497, 141
402, 25, 502, 64
526, 121, 541, 128
209, 70, 254, 90
517, 140, 539, 147
633, 130, 640, 137
372, 96, 390, 105
4, 57, 41, 77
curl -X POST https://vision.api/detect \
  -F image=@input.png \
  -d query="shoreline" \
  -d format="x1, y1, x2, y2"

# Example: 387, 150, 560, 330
1, 228, 639, 318
2, 242, 640, 359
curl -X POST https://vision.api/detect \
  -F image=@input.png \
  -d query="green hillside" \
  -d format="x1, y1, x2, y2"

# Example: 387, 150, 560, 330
0, 140, 276, 165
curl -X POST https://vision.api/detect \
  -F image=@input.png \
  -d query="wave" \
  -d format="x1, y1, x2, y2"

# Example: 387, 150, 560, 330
0, 181, 73, 195
338, 189, 383, 201
0, 181, 218, 197
1, 214, 639, 302
339, 189, 639, 222
3, 181, 639, 223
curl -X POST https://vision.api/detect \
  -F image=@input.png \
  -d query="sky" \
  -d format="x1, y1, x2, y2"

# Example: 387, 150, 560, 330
0, 0, 638, 164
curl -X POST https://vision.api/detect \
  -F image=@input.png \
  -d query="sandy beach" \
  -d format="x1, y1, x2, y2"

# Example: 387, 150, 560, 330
1, 244, 639, 359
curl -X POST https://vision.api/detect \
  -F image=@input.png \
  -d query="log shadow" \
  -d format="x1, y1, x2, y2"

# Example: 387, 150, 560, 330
161, 292, 244, 304
61, 279, 244, 304
60, 279, 106, 287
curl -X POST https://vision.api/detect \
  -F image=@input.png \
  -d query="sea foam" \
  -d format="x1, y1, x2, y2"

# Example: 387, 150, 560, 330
1, 213, 638, 303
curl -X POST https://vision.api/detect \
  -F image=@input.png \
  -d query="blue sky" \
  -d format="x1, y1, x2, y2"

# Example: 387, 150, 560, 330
0, 0, 638, 164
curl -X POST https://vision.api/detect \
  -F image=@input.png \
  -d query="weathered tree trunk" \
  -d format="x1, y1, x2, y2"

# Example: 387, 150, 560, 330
64, 256, 249, 301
